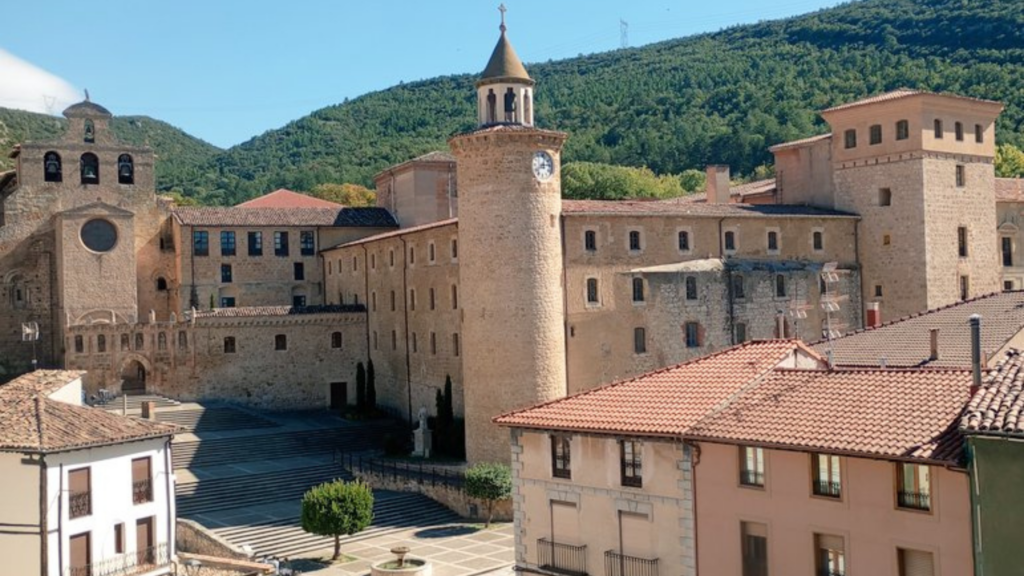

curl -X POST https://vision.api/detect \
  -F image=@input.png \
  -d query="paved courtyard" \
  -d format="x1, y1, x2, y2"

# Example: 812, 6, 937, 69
289, 522, 514, 576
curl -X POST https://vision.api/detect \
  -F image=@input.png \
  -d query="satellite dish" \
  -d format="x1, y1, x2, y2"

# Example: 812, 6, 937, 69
21, 322, 39, 342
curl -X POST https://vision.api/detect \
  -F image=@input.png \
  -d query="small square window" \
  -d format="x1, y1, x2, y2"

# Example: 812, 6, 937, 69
293, 295, 306, 307
223, 337, 236, 354
874, 284, 883, 298
1005, 280, 1014, 291
844, 129, 856, 149
628, 230, 642, 252
274, 334, 287, 351
220, 296, 235, 308
879, 188, 892, 206
896, 119, 909, 141
584, 230, 597, 252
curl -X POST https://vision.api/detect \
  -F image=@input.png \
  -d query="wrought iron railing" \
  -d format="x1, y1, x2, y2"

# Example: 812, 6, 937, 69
132, 479, 153, 504
66, 543, 170, 576
740, 470, 764, 487
812, 479, 841, 498
897, 490, 931, 511
538, 538, 587, 576
69, 491, 91, 518
605, 550, 658, 576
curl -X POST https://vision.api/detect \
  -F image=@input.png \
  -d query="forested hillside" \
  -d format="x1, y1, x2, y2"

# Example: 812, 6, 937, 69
0, 107, 222, 185
3, 0, 1022, 205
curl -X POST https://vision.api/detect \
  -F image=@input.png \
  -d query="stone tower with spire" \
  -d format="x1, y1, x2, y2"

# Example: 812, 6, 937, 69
450, 10, 569, 464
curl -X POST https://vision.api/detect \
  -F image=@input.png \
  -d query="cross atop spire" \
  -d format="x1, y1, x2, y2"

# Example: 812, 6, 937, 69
498, 3, 507, 33
84, 89, 90, 102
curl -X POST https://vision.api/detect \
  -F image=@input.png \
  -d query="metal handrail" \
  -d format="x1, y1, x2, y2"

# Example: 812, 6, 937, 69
538, 538, 587, 576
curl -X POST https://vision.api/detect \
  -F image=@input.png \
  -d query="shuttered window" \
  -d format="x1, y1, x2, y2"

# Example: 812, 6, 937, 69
132, 457, 153, 504
68, 468, 91, 518
741, 522, 768, 576
898, 548, 934, 576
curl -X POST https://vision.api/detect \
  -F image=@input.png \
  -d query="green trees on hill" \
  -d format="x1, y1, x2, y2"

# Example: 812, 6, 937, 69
561, 162, 705, 200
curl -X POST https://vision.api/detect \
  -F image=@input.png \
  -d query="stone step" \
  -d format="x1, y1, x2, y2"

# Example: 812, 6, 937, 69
99, 393, 180, 411
210, 491, 462, 558
176, 464, 351, 517
157, 407, 280, 433
172, 422, 402, 470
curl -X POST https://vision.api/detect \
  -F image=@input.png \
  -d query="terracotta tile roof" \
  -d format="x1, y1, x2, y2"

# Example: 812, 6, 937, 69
768, 133, 832, 152
662, 178, 778, 204
331, 218, 459, 250
962, 348, 1024, 437
171, 207, 397, 228
996, 178, 1024, 202
495, 340, 821, 436
236, 189, 343, 209
0, 371, 179, 454
813, 291, 1024, 368
561, 198, 853, 218
821, 88, 1001, 114
192, 304, 366, 319
688, 367, 971, 464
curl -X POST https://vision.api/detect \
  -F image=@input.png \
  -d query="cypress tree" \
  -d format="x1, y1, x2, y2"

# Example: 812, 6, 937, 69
366, 359, 377, 411
443, 375, 454, 426
355, 362, 366, 412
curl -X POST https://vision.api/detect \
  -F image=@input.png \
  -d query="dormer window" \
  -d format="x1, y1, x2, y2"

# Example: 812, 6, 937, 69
80, 153, 99, 185
117, 154, 134, 185
84, 119, 95, 143
44, 152, 62, 182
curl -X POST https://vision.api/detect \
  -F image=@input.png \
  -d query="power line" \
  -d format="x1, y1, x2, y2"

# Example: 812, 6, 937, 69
620, 19, 629, 49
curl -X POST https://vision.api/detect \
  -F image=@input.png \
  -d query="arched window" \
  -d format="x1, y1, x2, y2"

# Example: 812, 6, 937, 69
121, 334, 130, 351
135, 333, 144, 350
84, 119, 95, 143
117, 154, 134, 185
486, 89, 497, 124
156, 277, 168, 291
504, 88, 517, 122
80, 153, 99, 185
178, 331, 188, 350
44, 152, 62, 182
331, 331, 343, 349
632, 277, 645, 302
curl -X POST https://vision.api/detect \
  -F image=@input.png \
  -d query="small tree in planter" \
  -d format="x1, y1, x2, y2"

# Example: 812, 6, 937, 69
300, 479, 374, 560
355, 362, 366, 413
464, 463, 512, 528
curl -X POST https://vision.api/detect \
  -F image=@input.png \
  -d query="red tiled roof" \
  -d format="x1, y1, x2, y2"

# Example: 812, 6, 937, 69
331, 218, 459, 250
664, 178, 778, 204
821, 88, 1001, 114
171, 206, 397, 228
996, 178, 1024, 202
495, 340, 820, 436
0, 371, 179, 453
561, 198, 853, 218
962, 348, 1024, 437
688, 367, 971, 463
813, 291, 1024, 368
236, 189, 343, 209
192, 304, 366, 319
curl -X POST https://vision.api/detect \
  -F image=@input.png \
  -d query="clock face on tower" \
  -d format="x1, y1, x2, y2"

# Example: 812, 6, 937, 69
532, 151, 554, 181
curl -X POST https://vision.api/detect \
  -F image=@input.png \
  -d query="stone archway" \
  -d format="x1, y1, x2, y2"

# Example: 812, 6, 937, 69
118, 354, 152, 394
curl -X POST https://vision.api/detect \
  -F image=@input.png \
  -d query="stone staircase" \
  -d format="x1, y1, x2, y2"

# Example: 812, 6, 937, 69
210, 491, 461, 559
99, 393, 180, 411
172, 407, 461, 559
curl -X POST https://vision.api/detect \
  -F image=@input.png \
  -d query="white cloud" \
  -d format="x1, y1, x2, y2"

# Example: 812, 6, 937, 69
0, 49, 80, 115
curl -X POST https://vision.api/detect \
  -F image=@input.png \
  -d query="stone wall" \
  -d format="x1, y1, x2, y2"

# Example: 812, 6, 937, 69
353, 469, 512, 522
176, 519, 252, 560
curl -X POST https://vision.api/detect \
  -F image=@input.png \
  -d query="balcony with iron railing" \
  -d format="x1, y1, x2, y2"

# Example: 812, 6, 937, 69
739, 469, 764, 487
132, 479, 153, 505
812, 479, 842, 499
66, 543, 170, 576
69, 490, 91, 519
538, 538, 588, 576
605, 550, 658, 576
897, 490, 931, 511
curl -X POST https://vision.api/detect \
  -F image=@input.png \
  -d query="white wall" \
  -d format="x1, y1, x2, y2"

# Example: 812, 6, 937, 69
46, 438, 174, 576
47, 377, 83, 406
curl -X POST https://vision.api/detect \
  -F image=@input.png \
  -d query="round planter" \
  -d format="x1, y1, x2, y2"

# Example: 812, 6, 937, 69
371, 558, 431, 576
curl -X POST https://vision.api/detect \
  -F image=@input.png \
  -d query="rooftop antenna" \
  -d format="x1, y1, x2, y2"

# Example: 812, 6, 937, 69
84, 89, 90, 102
620, 19, 629, 49
820, 262, 849, 368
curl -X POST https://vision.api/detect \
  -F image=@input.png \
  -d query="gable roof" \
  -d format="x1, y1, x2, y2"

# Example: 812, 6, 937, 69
821, 88, 1001, 114
236, 189, 342, 209
171, 206, 397, 228
0, 371, 179, 454
813, 291, 1024, 368
330, 218, 458, 250
495, 340, 819, 436
688, 367, 971, 464
962, 348, 1024, 437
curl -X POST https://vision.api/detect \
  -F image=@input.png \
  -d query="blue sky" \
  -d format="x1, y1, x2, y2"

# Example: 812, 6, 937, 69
1, 0, 845, 148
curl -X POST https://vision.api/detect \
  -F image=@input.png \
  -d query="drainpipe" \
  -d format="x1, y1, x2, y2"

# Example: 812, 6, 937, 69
56, 461, 62, 576
165, 438, 174, 557
399, 237, 413, 425
39, 454, 49, 576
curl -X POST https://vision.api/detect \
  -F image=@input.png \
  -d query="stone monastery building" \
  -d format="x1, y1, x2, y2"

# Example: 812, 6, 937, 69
0, 19, 1016, 462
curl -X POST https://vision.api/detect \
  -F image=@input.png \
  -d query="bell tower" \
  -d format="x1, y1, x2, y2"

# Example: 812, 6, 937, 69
451, 8, 568, 464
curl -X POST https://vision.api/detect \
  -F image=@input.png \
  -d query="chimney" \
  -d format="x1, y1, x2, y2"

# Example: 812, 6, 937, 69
970, 314, 982, 396
705, 165, 730, 204
929, 328, 940, 361
866, 302, 882, 328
